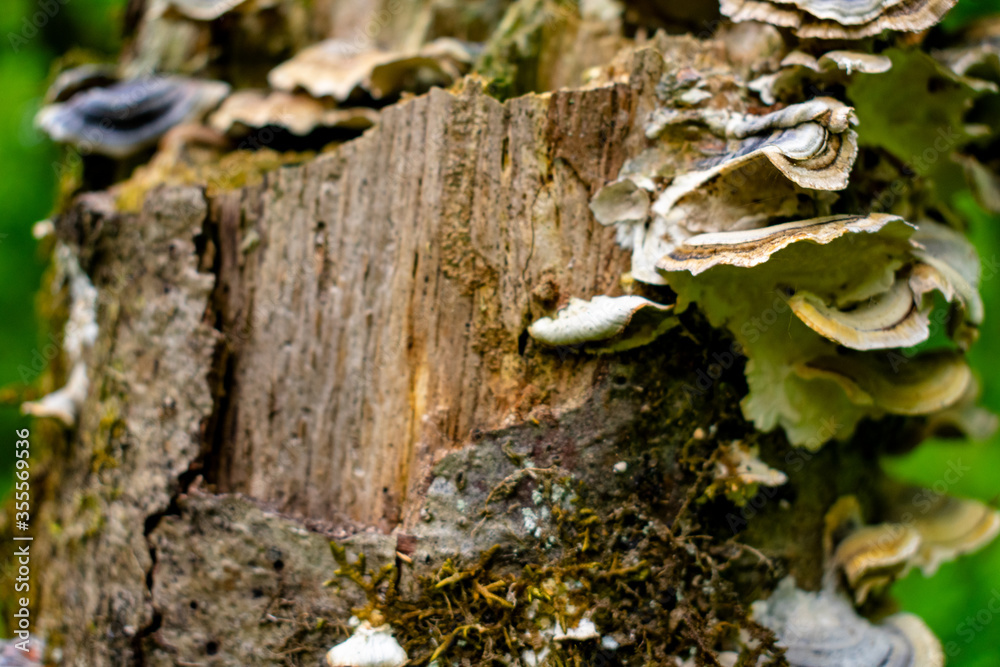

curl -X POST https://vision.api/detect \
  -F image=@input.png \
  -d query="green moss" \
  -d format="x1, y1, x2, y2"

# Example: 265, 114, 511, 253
474, 0, 579, 101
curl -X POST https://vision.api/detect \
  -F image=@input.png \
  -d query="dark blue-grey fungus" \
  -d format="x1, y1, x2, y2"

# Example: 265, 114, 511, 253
43, 64, 119, 105
36, 76, 229, 159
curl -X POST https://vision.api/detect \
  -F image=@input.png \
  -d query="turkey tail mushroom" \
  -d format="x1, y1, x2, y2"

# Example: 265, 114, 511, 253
36, 76, 230, 159
752, 577, 944, 667
721, 0, 958, 39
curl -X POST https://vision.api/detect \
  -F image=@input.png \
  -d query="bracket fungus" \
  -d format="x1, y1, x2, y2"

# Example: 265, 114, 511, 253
824, 492, 1000, 603
589, 179, 651, 227
752, 577, 944, 667
22, 243, 98, 428
21, 362, 90, 428
325, 621, 408, 667
787, 274, 933, 351
527, 295, 676, 354
165, 0, 249, 21
709, 441, 788, 504
922, 377, 999, 441
208, 90, 380, 137
43, 63, 119, 105
268, 38, 473, 103
36, 76, 230, 159
795, 350, 972, 416
651, 98, 858, 197
721, 0, 958, 39
830, 522, 922, 603
596, 46, 986, 449
750, 50, 893, 105
610, 98, 859, 284
656, 214, 977, 445
895, 493, 1000, 576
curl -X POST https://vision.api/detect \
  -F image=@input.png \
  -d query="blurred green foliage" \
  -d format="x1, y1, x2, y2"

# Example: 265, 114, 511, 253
0, 0, 122, 500
0, 0, 997, 663
885, 192, 1000, 667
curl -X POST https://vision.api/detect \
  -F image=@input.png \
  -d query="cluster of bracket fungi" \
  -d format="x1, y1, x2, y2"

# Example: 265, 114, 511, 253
528, 0, 1000, 664
36, 1, 475, 161
24, 0, 1000, 665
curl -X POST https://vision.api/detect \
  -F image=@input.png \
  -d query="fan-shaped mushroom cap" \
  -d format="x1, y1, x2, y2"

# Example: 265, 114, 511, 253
325, 622, 407, 667
269, 41, 392, 101
820, 51, 894, 74
656, 212, 983, 446
921, 377, 999, 441
935, 31, 1000, 94
268, 38, 473, 103
911, 220, 984, 325
831, 523, 921, 603
824, 492, 1000, 603
725, 96, 857, 138
658, 213, 912, 276
750, 51, 892, 105
36, 76, 229, 159
906, 495, 1000, 576
721, 0, 957, 39
788, 274, 930, 351
782, 219, 983, 352
208, 90, 379, 136
796, 350, 971, 415
652, 100, 858, 217
528, 295, 676, 354
165, 0, 249, 20
368, 38, 473, 100
752, 577, 944, 667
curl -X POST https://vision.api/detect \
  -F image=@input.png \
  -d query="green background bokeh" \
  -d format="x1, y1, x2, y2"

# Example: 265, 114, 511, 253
0, 0, 997, 661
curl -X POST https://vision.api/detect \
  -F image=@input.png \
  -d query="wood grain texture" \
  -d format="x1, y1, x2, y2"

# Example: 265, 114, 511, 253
208, 66, 663, 529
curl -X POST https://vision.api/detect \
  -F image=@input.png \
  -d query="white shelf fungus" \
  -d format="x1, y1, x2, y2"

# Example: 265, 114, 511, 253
903, 494, 1000, 576
753, 577, 944, 667
528, 295, 676, 354
325, 621, 408, 667
21, 362, 90, 428
21, 243, 98, 428
166, 0, 250, 21
750, 51, 893, 105
831, 522, 922, 604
